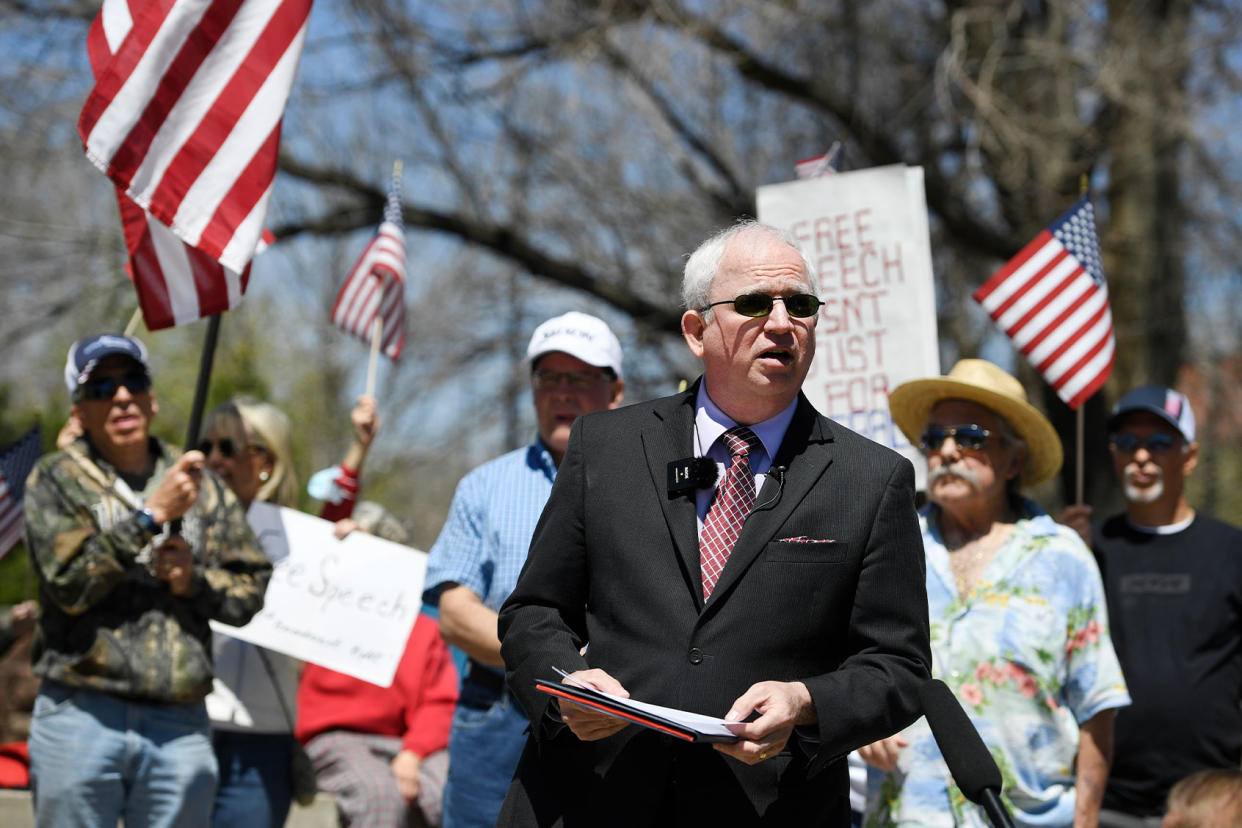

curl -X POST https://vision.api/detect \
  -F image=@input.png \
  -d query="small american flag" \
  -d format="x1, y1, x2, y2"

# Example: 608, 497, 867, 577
0, 426, 43, 562
79, 0, 311, 329
795, 141, 842, 180
973, 196, 1114, 410
330, 166, 408, 359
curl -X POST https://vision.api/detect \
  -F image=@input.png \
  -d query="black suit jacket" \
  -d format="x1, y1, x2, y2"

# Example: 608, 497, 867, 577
498, 386, 930, 826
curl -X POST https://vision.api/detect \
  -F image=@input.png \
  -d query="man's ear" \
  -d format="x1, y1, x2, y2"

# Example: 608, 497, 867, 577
682, 310, 706, 359
1183, 440, 1199, 477
1005, 446, 1026, 482
608, 379, 625, 409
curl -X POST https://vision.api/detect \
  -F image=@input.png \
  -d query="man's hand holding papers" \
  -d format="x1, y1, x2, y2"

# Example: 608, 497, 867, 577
554, 668, 632, 742
715, 679, 817, 765
537, 668, 747, 745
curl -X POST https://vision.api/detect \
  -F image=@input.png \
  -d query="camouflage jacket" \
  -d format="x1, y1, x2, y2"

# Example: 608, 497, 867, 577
24, 436, 271, 704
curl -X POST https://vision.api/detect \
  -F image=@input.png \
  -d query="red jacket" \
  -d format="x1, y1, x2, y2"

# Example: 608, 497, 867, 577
295, 613, 458, 758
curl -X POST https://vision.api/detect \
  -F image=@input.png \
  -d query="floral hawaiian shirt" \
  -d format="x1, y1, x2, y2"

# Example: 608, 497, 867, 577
866, 500, 1130, 827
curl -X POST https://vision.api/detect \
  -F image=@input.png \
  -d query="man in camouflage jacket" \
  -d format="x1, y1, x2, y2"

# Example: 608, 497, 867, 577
24, 333, 272, 828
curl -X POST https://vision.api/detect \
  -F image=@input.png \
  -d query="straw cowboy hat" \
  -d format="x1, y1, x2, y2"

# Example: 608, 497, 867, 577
888, 359, 1063, 487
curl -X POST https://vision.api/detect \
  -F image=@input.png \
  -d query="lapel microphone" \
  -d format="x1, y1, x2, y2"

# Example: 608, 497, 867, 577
667, 457, 717, 496
754, 465, 786, 511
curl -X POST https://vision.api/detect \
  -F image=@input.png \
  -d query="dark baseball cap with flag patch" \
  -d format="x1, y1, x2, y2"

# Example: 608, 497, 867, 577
1107, 385, 1196, 443
64, 334, 152, 398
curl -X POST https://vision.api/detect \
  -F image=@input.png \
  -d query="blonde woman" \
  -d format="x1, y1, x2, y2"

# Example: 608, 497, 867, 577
200, 396, 303, 828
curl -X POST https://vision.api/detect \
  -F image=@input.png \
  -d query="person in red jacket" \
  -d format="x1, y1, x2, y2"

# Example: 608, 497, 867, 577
295, 503, 458, 828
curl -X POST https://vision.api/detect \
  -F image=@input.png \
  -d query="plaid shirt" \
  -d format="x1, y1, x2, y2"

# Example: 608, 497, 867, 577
423, 438, 557, 613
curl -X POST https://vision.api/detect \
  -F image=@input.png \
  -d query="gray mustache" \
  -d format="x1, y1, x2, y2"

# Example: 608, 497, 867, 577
927, 462, 982, 490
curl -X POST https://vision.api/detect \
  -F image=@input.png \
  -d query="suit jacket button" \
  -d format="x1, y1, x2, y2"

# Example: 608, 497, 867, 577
688, 648, 704, 665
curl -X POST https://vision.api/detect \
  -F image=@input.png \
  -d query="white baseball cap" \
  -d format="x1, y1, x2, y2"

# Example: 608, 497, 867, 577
526, 312, 623, 379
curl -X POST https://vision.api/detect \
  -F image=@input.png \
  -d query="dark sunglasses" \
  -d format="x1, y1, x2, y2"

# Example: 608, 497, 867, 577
198, 438, 268, 459
1110, 433, 1178, 454
920, 424, 993, 453
701, 293, 822, 318
79, 372, 151, 400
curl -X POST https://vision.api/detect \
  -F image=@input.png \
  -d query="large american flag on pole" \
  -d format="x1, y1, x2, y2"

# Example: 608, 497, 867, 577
80, 0, 311, 330
0, 426, 42, 562
330, 165, 407, 360
973, 196, 1115, 410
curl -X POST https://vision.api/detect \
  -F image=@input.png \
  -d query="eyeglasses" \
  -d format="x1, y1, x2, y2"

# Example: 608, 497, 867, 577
532, 369, 611, 391
1110, 433, 1179, 454
197, 438, 268, 459
920, 424, 993, 453
701, 293, 822, 318
79, 372, 151, 400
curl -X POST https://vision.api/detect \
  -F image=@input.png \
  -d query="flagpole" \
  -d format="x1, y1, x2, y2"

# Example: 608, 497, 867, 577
1075, 173, 1090, 506
1075, 407, 1085, 504
366, 316, 382, 398
184, 314, 222, 452
124, 307, 143, 337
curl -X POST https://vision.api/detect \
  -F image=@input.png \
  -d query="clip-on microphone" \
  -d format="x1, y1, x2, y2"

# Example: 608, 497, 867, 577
666, 457, 717, 496
753, 465, 786, 511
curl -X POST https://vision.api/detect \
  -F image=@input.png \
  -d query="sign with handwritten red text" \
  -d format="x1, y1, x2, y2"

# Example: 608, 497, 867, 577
758, 164, 939, 486
210, 502, 425, 688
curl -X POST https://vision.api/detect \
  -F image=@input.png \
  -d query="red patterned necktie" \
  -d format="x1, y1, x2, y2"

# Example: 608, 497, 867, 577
700, 426, 761, 598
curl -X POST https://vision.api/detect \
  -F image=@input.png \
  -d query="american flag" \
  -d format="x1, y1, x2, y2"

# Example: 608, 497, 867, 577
79, 0, 311, 329
0, 427, 43, 562
330, 166, 408, 360
795, 141, 842, 180
973, 196, 1115, 410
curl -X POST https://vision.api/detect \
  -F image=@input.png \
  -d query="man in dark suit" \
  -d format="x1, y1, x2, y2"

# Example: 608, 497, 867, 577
497, 221, 931, 825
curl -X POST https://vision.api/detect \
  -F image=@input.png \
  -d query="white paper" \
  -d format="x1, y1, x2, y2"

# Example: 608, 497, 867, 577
553, 667, 746, 740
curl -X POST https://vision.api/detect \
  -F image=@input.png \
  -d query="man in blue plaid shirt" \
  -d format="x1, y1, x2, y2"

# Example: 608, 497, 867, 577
422, 312, 625, 828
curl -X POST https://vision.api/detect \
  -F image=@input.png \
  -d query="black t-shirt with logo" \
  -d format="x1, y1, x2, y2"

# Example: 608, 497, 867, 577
1094, 514, 1242, 816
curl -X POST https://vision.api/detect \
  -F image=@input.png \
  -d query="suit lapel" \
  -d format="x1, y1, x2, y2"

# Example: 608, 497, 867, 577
705, 397, 835, 606
641, 387, 703, 606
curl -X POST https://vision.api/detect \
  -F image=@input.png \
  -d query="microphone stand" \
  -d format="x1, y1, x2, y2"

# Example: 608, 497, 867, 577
980, 788, 1015, 828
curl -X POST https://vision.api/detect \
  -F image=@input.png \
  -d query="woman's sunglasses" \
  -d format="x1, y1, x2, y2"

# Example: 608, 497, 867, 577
198, 438, 267, 459
701, 293, 823, 318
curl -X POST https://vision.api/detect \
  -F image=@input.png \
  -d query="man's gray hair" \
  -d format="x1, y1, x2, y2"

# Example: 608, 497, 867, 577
681, 220, 817, 315
993, 412, 1030, 505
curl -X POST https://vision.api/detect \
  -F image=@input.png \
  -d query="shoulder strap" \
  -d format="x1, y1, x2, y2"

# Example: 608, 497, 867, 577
255, 647, 297, 731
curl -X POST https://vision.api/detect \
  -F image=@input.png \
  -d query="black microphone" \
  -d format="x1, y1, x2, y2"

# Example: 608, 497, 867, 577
919, 678, 1015, 828
666, 457, 717, 496
753, 465, 786, 511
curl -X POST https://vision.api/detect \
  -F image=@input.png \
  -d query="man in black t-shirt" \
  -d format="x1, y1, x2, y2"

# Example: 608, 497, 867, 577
1063, 385, 1242, 827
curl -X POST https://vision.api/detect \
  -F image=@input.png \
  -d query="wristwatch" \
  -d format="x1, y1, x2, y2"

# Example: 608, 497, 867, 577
135, 507, 159, 535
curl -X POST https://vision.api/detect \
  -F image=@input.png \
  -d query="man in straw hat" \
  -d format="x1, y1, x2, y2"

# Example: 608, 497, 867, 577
861, 358, 1130, 827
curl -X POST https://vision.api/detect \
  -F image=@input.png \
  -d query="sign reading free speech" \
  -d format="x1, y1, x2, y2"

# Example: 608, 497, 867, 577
758, 164, 940, 489
210, 502, 424, 688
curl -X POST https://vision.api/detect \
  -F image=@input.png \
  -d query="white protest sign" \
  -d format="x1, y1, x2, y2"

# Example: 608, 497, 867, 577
758, 164, 940, 485
210, 502, 424, 688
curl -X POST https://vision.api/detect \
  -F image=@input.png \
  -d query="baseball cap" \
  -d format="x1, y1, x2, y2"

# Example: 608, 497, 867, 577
1107, 385, 1196, 442
526, 312, 624, 379
64, 334, 151, 397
